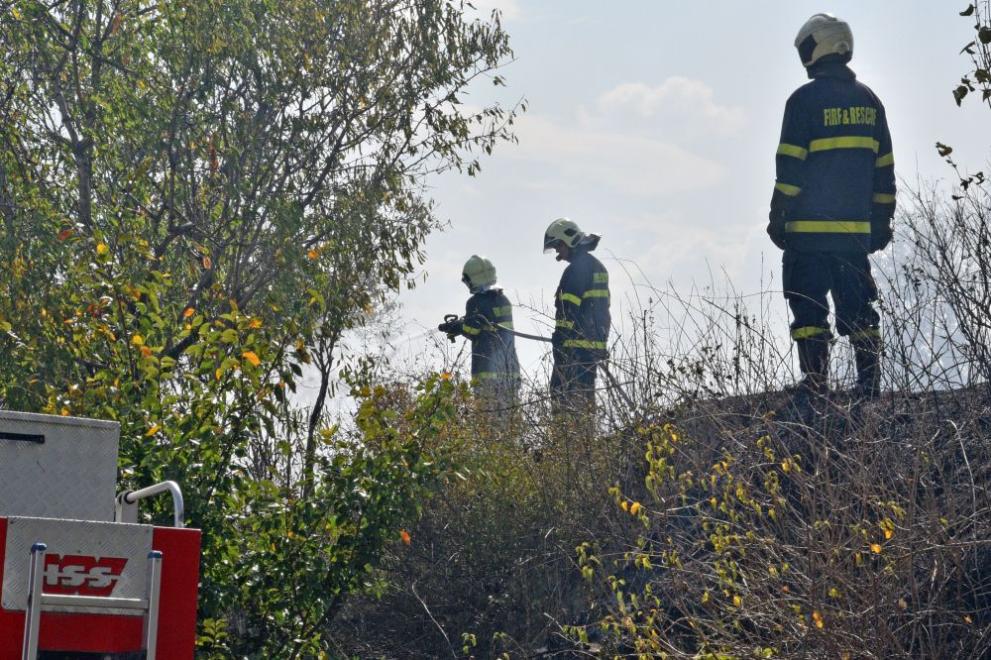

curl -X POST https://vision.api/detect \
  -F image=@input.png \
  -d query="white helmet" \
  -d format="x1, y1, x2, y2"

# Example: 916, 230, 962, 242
462, 255, 497, 292
543, 217, 600, 253
795, 13, 853, 68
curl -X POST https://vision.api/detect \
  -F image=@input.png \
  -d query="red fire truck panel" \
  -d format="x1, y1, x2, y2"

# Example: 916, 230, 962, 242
0, 518, 201, 658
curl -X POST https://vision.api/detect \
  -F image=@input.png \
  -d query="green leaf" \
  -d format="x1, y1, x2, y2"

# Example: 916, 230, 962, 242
953, 85, 969, 105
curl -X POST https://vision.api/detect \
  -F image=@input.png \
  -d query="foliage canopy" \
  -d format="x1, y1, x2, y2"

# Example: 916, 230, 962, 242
0, 0, 516, 654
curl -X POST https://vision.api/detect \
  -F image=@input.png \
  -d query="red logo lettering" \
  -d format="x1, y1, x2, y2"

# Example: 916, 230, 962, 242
42, 554, 128, 597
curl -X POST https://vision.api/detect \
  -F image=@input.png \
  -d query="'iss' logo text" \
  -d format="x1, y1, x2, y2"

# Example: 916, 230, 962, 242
43, 554, 128, 597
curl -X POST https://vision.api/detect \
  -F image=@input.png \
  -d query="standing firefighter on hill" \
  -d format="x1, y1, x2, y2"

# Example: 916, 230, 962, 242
768, 13, 896, 399
438, 255, 521, 411
544, 218, 611, 413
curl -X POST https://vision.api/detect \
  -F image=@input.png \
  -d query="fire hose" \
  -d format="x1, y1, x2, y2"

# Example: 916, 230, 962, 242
439, 314, 636, 413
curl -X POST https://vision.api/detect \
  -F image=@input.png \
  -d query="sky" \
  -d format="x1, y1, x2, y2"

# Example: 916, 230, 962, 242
323, 2, 990, 397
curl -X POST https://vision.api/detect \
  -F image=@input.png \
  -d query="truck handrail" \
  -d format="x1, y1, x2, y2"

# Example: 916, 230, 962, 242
115, 480, 185, 528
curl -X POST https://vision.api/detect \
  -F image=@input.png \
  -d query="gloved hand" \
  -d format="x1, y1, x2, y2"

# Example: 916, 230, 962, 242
437, 315, 462, 343
767, 221, 788, 250
870, 221, 893, 253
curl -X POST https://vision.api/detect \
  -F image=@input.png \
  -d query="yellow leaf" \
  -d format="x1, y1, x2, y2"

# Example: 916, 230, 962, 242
620, 501, 629, 512
202, 255, 212, 269
884, 528, 893, 540
870, 543, 882, 554
140, 345, 152, 358
307, 248, 319, 261
146, 424, 160, 437
96, 242, 109, 255
400, 529, 411, 545
248, 318, 263, 329
242, 350, 260, 367
60, 407, 70, 416
732, 594, 742, 608
629, 501, 642, 515
183, 307, 195, 318
812, 610, 824, 629
439, 371, 452, 381
131, 334, 144, 346
215, 368, 222, 381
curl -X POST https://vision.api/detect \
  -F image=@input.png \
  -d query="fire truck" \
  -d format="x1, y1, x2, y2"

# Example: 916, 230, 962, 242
0, 410, 200, 659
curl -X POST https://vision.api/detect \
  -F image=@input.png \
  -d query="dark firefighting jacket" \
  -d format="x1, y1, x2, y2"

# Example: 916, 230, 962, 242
461, 288, 520, 380
551, 249, 610, 354
769, 61, 896, 253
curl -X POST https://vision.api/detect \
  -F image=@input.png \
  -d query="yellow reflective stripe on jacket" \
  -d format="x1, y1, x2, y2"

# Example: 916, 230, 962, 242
875, 153, 894, 168
774, 182, 802, 197
474, 371, 518, 380
777, 143, 808, 160
592, 272, 608, 284
809, 136, 879, 153
872, 193, 896, 204
563, 339, 607, 350
582, 289, 609, 299
785, 220, 871, 234
792, 326, 830, 340
560, 292, 582, 306
462, 324, 481, 336
555, 319, 574, 329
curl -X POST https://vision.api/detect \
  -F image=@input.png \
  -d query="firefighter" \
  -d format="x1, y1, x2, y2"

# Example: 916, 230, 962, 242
438, 255, 520, 411
768, 13, 896, 400
543, 218, 610, 412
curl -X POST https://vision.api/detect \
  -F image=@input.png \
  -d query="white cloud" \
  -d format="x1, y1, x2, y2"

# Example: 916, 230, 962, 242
596, 78, 747, 138
469, 0, 521, 21
509, 114, 726, 198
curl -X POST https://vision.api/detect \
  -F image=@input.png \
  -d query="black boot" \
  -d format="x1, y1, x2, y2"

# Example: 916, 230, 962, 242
852, 333, 881, 400
795, 338, 829, 396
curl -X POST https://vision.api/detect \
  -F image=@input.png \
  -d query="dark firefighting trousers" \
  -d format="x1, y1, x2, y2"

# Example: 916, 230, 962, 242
783, 250, 881, 393
550, 346, 598, 413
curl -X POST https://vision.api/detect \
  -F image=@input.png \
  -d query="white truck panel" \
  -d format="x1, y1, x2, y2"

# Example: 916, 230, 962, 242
0, 410, 119, 521
3, 516, 152, 614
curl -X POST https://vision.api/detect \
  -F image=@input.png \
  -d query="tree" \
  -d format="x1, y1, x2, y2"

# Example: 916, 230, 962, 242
0, 0, 518, 654
955, 2, 991, 107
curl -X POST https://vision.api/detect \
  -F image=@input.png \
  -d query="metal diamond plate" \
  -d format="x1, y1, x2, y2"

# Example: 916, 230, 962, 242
3, 517, 152, 614
0, 411, 119, 521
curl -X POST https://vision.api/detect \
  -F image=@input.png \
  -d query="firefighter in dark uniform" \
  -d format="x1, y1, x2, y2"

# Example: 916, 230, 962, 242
438, 255, 520, 411
768, 13, 896, 399
543, 218, 610, 412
